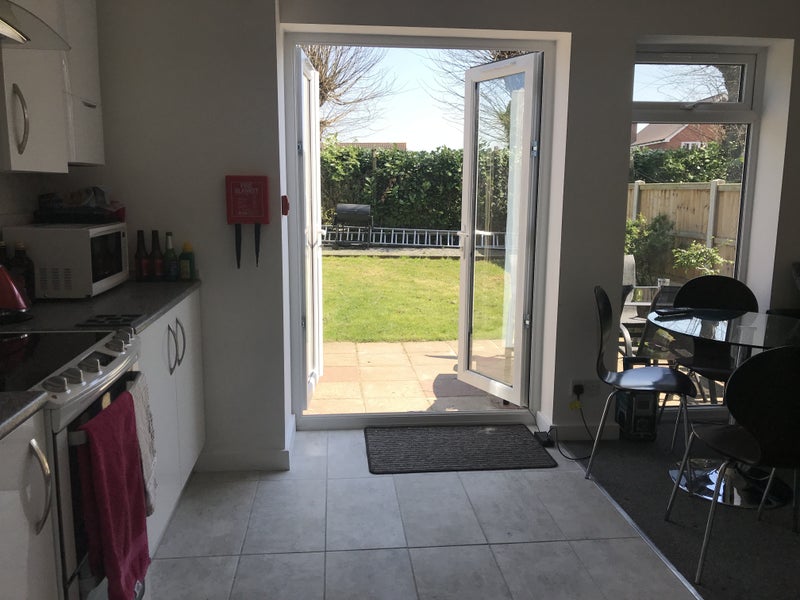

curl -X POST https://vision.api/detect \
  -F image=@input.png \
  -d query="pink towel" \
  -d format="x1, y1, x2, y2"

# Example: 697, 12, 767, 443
77, 391, 151, 600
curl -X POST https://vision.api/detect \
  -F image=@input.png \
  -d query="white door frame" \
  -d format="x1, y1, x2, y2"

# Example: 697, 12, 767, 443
282, 28, 563, 430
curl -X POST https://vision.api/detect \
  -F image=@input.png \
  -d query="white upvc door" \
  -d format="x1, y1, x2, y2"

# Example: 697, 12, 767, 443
299, 49, 324, 410
457, 52, 543, 407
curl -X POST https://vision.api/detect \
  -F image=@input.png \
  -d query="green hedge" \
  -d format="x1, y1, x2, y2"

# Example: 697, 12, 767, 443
321, 144, 509, 230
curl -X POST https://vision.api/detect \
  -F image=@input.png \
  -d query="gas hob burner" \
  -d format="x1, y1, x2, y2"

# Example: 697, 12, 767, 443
76, 314, 143, 328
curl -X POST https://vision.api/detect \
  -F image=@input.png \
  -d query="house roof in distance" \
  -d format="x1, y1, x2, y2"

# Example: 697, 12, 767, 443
632, 123, 687, 147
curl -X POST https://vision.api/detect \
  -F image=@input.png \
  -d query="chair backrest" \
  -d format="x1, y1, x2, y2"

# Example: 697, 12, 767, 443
623, 255, 636, 286
594, 286, 617, 384
673, 275, 758, 312
725, 345, 800, 467
636, 284, 685, 359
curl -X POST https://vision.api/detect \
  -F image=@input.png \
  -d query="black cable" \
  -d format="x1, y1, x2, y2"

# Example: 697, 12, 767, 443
551, 389, 593, 461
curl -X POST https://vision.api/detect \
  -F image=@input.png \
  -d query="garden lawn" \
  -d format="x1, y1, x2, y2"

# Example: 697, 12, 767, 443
323, 255, 504, 342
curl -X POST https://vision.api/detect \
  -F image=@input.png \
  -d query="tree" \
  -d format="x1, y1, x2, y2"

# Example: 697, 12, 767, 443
301, 45, 395, 138
424, 49, 528, 144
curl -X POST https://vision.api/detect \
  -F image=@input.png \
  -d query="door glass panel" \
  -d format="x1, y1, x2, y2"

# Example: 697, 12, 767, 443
468, 72, 527, 387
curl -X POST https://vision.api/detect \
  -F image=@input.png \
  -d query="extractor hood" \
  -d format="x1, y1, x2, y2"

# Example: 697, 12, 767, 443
0, 0, 68, 50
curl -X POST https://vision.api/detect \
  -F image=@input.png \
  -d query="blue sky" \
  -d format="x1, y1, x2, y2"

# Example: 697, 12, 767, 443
336, 50, 729, 149
338, 48, 464, 151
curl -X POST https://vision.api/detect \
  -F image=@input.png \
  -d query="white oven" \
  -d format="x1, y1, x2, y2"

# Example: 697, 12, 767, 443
7, 328, 143, 600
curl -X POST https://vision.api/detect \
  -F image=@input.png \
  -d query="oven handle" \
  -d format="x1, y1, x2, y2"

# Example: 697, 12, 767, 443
29, 438, 52, 535
176, 317, 187, 366
168, 323, 178, 375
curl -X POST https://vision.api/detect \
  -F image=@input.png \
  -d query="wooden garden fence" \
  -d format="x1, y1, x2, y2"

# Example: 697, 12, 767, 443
627, 180, 741, 278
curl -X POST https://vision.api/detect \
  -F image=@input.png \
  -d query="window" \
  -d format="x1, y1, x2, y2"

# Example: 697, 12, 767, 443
624, 46, 763, 298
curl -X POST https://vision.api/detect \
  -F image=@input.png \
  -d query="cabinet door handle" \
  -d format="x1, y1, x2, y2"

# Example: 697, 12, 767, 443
11, 83, 29, 155
176, 318, 187, 366
167, 324, 178, 375
29, 439, 52, 535
81, 99, 97, 109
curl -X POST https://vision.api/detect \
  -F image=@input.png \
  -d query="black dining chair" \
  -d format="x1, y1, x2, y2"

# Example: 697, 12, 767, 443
585, 286, 697, 479
665, 345, 800, 584
673, 275, 759, 404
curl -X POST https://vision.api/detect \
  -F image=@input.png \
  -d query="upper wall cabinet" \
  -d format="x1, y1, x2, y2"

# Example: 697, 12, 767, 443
0, 0, 69, 173
62, 0, 103, 165
0, 0, 104, 173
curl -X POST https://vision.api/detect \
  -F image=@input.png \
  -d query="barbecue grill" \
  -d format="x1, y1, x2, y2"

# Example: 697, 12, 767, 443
332, 203, 373, 247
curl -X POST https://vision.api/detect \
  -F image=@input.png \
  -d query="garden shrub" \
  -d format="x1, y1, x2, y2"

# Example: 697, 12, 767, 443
320, 142, 510, 230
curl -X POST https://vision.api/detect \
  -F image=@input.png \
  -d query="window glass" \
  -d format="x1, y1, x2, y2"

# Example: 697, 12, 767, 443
633, 62, 744, 103
627, 121, 747, 287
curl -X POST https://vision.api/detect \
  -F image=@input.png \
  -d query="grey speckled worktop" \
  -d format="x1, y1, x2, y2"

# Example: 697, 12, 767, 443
0, 280, 201, 439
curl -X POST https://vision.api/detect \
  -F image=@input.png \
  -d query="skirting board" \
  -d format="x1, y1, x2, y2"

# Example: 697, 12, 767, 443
194, 448, 290, 472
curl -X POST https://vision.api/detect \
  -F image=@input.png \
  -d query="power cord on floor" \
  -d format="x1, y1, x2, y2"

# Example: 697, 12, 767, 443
551, 387, 596, 461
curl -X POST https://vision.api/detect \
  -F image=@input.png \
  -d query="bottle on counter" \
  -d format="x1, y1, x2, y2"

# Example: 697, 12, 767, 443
179, 242, 195, 280
164, 232, 179, 281
149, 230, 165, 281
134, 230, 150, 281
9, 241, 35, 303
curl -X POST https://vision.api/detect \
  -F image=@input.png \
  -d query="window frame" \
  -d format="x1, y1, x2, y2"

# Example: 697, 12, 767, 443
630, 44, 766, 280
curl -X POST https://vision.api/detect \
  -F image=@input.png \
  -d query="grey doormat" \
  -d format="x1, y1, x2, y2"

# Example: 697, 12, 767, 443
364, 424, 557, 474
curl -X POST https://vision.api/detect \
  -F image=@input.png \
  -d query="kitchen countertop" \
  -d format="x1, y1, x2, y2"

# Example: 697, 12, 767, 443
0, 279, 201, 439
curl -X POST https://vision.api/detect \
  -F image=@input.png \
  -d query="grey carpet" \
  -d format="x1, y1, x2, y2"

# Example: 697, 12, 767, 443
364, 424, 557, 474
565, 420, 800, 600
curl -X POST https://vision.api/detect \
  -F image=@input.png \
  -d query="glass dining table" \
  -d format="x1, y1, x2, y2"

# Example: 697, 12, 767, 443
648, 307, 800, 508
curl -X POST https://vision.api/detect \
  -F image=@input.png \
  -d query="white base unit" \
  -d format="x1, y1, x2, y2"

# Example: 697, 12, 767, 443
0, 411, 59, 600
137, 289, 205, 553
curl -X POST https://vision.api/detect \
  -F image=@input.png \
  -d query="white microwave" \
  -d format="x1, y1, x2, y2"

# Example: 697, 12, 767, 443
3, 223, 129, 298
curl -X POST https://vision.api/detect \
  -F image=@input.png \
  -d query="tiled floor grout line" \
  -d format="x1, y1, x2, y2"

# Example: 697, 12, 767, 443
389, 473, 421, 599
322, 431, 330, 600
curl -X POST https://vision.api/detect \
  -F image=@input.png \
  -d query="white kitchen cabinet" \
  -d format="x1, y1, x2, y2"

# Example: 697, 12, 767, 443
174, 290, 206, 483
62, 0, 104, 164
0, 411, 59, 600
137, 288, 205, 553
0, 0, 69, 173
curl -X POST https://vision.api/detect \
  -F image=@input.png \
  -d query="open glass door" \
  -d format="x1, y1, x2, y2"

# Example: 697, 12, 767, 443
457, 52, 543, 407
299, 49, 324, 406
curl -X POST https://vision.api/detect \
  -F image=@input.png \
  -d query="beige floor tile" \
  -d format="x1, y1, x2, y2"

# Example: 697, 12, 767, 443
318, 366, 361, 383
407, 352, 459, 366
324, 342, 358, 354
421, 374, 488, 397
361, 380, 426, 399
402, 340, 457, 355
364, 396, 433, 412
323, 353, 359, 367
305, 397, 366, 414
358, 365, 418, 381
356, 342, 409, 355
412, 363, 458, 381
358, 353, 412, 367
313, 381, 362, 399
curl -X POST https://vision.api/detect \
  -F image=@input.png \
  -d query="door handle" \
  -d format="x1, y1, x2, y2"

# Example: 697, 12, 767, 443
175, 318, 187, 366
167, 324, 178, 375
29, 439, 52, 535
11, 83, 29, 155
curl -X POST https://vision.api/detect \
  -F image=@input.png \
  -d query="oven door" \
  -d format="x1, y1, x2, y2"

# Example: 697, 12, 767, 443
49, 370, 145, 600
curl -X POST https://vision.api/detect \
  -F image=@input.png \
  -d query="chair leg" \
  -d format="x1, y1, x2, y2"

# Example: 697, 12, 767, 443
584, 389, 616, 480
695, 459, 731, 584
666, 431, 696, 521
670, 396, 689, 453
757, 468, 777, 521
657, 393, 667, 424
794, 469, 799, 534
